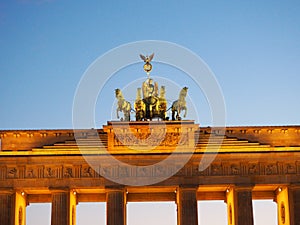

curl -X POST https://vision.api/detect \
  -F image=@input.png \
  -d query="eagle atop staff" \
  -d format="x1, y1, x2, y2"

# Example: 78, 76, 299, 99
140, 53, 154, 63
140, 53, 154, 74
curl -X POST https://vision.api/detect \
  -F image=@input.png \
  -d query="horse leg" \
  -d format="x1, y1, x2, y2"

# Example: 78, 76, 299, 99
116, 108, 119, 119
127, 103, 131, 121
149, 105, 151, 121
160, 110, 165, 120
125, 104, 131, 121
172, 109, 175, 120
183, 107, 187, 117
177, 109, 181, 120
124, 111, 129, 121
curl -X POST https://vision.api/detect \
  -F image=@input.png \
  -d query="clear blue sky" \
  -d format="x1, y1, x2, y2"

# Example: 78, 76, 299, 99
1, 0, 299, 224
1, 0, 300, 129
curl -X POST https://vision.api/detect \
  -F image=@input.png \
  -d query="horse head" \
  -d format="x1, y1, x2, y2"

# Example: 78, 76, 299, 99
115, 88, 123, 99
179, 87, 188, 99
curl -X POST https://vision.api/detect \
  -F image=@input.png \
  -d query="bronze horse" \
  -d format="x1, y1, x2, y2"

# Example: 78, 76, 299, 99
171, 87, 188, 120
115, 89, 131, 121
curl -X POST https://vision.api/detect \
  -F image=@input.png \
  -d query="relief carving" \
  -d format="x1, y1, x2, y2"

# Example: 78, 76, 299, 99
248, 164, 259, 175
114, 132, 163, 146
285, 163, 296, 174
163, 133, 187, 146
197, 167, 209, 176
178, 133, 188, 145
265, 164, 278, 175
25, 167, 36, 178
174, 165, 188, 176
230, 164, 240, 175
154, 165, 168, 177
137, 167, 151, 177
162, 133, 175, 146
114, 132, 188, 146
211, 164, 222, 176
7, 167, 18, 179
2, 160, 300, 182
118, 166, 130, 177
100, 166, 114, 177
81, 166, 94, 177
63, 167, 73, 178
44, 167, 58, 178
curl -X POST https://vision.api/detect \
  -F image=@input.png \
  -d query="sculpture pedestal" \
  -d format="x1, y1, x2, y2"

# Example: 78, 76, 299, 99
103, 120, 198, 154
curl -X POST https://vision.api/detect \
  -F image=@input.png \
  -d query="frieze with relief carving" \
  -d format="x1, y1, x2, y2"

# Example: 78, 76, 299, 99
113, 132, 188, 147
0, 161, 300, 181
192, 162, 298, 177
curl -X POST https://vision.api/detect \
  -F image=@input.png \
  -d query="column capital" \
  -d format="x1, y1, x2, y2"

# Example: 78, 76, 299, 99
177, 185, 198, 191
288, 184, 300, 190
0, 188, 15, 194
105, 186, 126, 192
49, 187, 70, 193
232, 185, 254, 192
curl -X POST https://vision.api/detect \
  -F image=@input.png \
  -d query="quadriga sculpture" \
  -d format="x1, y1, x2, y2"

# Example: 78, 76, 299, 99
114, 53, 188, 122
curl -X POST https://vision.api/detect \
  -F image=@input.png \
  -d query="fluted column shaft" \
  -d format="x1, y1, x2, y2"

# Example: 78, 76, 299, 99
0, 191, 26, 225
106, 188, 126, 225
289, 186, 300, 225
51, 190, 76, 225
176, 186, 198, 225
0, 192, 15, 225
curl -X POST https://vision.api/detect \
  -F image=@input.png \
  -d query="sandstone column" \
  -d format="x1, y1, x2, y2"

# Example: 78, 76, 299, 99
276, 185, 300, 225
51, 189, 77, 225
226, 186, 254, 225
106, 188, 126, 225
176, 186, 198, 225
0, 190, 26, 225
